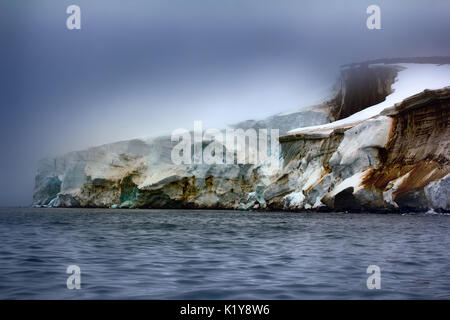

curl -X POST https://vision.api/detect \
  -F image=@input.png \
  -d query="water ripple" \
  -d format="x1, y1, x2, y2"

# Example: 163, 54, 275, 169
0, 208, 449, 299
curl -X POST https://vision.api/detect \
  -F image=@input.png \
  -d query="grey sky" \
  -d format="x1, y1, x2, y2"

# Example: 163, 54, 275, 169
1, 0, 449, 206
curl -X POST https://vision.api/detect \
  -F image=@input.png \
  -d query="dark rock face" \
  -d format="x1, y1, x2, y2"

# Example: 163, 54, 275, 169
329, 64, 399, 120
333, 187, 356, 210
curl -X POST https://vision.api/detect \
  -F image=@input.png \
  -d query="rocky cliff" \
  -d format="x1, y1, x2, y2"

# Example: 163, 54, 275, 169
269, 87, 450, 212
33, 61, 450, 212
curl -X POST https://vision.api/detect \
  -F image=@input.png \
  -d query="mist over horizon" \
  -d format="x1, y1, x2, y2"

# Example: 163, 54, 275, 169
1, 0, 450, 206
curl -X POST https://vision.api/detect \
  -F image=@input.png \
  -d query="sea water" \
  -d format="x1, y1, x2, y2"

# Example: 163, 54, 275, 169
0, 208, 449, 299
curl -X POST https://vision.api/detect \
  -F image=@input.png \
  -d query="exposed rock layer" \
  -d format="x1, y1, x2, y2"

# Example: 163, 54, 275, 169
364, 88, 450, 210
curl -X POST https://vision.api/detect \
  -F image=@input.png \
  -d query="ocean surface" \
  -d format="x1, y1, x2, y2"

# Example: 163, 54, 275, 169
0, 208, 449, 299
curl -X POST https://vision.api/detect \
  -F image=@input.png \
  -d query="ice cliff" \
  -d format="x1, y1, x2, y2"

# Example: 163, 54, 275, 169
33, 59, 450, 212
